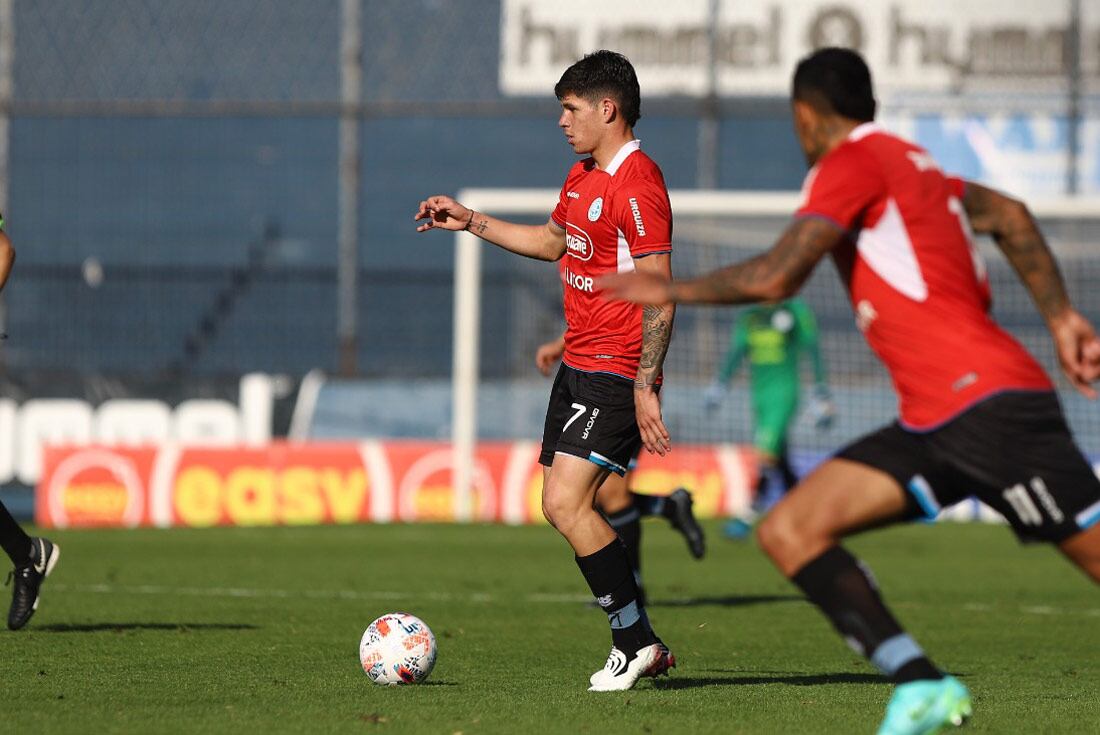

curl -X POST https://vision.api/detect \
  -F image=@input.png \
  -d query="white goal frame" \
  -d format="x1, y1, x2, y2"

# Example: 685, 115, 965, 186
450, 188, 1100, 520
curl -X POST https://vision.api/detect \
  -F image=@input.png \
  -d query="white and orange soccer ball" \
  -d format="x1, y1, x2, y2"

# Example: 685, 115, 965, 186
359, 613, 437, 685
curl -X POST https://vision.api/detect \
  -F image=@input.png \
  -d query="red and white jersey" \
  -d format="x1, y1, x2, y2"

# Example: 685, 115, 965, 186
550, 139, 672, 380
796, 122, 1052, 430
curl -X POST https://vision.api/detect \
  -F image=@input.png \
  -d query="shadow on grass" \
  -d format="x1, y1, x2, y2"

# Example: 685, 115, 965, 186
36, 622, 260, 633
652, 671, 886, 689
648, 594, 805, 608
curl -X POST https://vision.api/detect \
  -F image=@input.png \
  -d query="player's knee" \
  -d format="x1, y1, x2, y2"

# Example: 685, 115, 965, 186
756, 508, 803, 566
541, 481, 582, 531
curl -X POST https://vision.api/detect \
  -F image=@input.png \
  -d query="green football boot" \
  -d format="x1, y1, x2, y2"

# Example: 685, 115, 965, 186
877, 675, 972, 735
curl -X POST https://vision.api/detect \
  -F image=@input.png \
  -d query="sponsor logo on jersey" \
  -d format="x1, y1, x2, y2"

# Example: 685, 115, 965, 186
951, 372, 978, 392
587, 197, 603, 221
565, 222, 594, 261
628, 197, 646, 236
567, 191, 579, 199
563, 267, 594, 292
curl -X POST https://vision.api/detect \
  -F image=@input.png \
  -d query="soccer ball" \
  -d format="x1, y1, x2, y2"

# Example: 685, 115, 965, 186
359, 613, 437, 685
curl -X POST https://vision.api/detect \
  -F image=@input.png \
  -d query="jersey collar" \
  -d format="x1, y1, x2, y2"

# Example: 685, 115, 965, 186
602, 139, 641, 177
848, 122, 883, 142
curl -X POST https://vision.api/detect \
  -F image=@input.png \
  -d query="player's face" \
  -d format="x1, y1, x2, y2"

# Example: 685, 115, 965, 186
558, 93, 603, 155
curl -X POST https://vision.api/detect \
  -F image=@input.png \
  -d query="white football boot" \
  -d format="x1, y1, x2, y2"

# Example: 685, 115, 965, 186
587, 643, 663, 692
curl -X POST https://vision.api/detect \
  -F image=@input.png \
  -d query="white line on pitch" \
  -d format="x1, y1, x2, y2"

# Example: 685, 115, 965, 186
49, 583, 591, 605
46, 583, 1100, 619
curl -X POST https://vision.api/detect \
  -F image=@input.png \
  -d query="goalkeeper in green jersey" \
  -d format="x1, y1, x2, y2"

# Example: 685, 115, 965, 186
704, 297, 833, 539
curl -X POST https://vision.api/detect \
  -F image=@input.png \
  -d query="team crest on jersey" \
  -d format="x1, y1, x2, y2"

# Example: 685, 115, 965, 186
587, 197, 603, 221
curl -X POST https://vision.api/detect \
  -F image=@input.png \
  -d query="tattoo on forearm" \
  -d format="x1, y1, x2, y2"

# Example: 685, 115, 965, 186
965, 185, 1069, 323
996, 227, 1068, 321
468, 215, 488, 236
679, 218, 840, 305
636, 303, 674, 388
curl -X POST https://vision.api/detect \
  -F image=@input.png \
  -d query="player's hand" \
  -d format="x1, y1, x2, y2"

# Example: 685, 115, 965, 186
634, 385, 671, 456
597, 272, 674, 305
535, 338, 565, 376
414, 195, 472, 233
703, 382, 725, 412
1050, 308, 1100, 399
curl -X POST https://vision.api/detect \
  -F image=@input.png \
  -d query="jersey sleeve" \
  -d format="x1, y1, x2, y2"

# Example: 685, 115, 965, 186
945, 175, 966, 200
610, 179, 672, 257
550, 177, 570, 229
795, 146, 885, 231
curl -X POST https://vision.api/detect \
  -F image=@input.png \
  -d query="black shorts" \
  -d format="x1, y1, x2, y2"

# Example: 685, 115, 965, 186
539, 363, 645, 476
837, 391, 1100, 543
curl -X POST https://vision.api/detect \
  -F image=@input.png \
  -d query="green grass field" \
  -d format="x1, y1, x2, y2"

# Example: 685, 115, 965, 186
4, 520, 1099, 734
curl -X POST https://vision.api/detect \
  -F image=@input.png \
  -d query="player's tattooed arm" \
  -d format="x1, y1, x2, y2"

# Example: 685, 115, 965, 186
634, 253, 675, 388
637, 303, 674, 388
963, 181, 1100, 397
670, 217, 843, 305
632, 253, 674, 455
415, 195, 566, 261
962, 182, 1070, 323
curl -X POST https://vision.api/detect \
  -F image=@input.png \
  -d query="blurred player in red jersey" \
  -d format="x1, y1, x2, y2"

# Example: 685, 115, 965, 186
601, 47, 1100, 734
0, 220, 62, 631
415, 51, 677, 691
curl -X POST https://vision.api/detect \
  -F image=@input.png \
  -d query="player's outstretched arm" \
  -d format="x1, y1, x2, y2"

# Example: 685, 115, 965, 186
963, 181, 1100, 397
414, 195, 566, 261
597, 217, 843, 306
633, 253, 674, 456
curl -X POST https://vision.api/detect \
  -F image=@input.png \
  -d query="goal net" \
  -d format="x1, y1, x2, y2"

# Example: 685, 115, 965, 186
450, 189, 1100, 505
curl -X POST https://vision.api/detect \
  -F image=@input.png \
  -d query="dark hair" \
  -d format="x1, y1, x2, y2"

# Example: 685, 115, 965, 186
792, 47, 876, 122
554, 50, 641, 127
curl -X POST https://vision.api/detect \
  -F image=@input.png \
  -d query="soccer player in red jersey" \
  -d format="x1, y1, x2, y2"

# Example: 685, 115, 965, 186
415, 51, 677, 691
601, 47, 1100, 733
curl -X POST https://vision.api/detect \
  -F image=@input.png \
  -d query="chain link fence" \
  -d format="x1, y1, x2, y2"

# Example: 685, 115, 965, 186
2, 0, 1098, 395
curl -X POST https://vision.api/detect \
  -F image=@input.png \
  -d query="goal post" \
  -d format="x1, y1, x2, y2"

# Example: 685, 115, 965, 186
451, 188, 1100, 520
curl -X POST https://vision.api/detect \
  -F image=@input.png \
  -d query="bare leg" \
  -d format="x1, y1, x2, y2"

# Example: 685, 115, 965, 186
1059, 523, 1100, 583
757, 459, 943, 684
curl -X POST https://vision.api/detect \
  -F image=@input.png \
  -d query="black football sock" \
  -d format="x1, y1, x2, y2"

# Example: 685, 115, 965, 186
606, 506, 643, 591
791, 546, 942, 684
777, 450, 798, 492
576, 538, 657, 658
0, 500, 32, 566
630, 491, 666, 518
